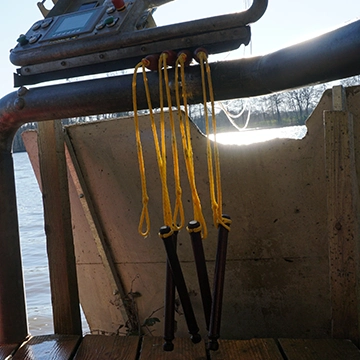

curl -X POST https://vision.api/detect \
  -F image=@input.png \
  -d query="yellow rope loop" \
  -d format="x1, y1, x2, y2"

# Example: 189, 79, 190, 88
147, 54, 172, 228
197, 51, 224, 229
218, 215, 232, 232
186, 222, 202, 234
160, 53, 185, 231
132, 62, 151, 236
158, 229, 174, 239
174, 54, 208, 239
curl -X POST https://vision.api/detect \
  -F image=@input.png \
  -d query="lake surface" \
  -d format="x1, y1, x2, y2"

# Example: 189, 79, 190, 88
12, 125, 306, 335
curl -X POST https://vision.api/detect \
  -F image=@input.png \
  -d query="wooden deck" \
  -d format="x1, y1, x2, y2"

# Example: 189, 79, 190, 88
1, 335, 360, 360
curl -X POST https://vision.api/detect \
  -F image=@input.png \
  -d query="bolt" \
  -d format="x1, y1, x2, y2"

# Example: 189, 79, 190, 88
14, 98, 25, 110
17, 86, 28, 97
60, 61, 67, 66
24, 67, 31, 73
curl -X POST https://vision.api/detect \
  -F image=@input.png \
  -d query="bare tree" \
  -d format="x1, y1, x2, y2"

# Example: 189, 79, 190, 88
285, 85, 324, 124
267, 93, 285, 125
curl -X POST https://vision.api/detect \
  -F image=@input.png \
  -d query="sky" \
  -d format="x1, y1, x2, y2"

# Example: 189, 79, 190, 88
0, 0, 358, 99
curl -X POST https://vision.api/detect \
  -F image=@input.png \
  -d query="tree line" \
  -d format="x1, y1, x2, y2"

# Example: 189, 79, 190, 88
12, 75, 360, 152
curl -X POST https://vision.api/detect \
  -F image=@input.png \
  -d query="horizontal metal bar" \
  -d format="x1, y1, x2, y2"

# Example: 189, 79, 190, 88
2, 18, 360, 149
15, 26, 250, 86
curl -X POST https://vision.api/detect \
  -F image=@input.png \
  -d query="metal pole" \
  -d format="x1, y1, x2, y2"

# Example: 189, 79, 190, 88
207, 215, 231, 351
163, 231, 177, 351
188, 220, 212, 330
160, 226, 201, 344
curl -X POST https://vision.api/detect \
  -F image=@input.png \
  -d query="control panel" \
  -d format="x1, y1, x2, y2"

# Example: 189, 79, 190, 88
11, 0, 160, 67
10, 0, 266, 86
18, 6, 104, 47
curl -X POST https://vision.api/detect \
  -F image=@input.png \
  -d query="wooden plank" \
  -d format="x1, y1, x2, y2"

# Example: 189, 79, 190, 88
0, 343, 19, 359
64, 133, 130, 328
279, 339, 360, 360
209, 339, 284, 360
12, 335, 81, 360
73, 335, 139, 360
0, 150, 28, 343
324, 109, 360, 344
139, 336, 207, 360
37, 120, 82, 335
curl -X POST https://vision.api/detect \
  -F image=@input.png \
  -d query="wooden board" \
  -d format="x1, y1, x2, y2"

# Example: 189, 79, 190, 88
210, 339, 283, 360
324, 110, 360, 344
139, 336, 207, 359
73, 335, 139, 360
0, 343, 19, 359
37, 121, 82, 335
279, 339, 360, 360
12, 335, 81, 360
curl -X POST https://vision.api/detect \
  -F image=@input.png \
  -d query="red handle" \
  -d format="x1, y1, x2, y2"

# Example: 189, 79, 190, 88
111, 0, 125, 10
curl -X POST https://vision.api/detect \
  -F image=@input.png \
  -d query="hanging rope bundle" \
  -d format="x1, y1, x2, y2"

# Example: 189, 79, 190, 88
195, 50, 231, 231
132, 49, 231, 238
174, 51, 208, 239
132, 55, 184, 237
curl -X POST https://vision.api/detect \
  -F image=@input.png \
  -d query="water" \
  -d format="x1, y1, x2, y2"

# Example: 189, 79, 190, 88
12, 125, 306, 336
13, 151, 89, 336
13, 151, 53, 336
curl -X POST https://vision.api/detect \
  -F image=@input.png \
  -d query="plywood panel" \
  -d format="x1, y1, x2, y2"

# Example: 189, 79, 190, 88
65, 90, 334, 339
279, 339, 360, 360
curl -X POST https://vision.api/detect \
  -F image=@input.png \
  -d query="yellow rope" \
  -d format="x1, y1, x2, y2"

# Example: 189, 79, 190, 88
132, 50, 230, 237
175, 53, 208, 239
197, 51, 231, 231
132, 62, 150, 236
132, 55, 185, 236
160, 53, 185, 231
